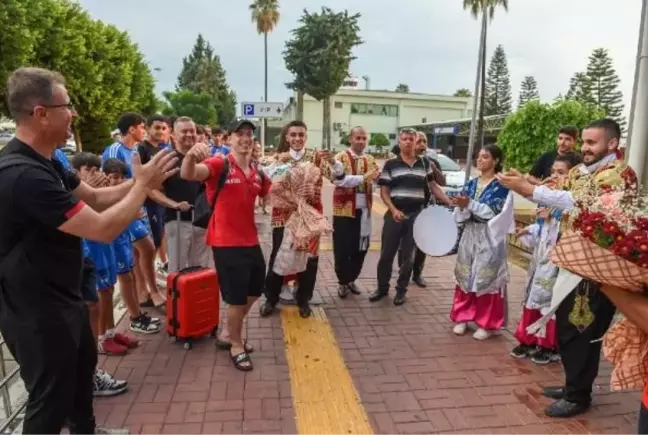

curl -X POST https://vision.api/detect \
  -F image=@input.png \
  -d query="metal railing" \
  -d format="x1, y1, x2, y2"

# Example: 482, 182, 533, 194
0, 337, 26, 434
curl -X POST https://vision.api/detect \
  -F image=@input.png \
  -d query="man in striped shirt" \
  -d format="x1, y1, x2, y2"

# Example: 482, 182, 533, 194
370, 128, 451, 306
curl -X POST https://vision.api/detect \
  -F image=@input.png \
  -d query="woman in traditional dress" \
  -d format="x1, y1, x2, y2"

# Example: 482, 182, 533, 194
511, 154, 580, 364
450, 145, 513, 340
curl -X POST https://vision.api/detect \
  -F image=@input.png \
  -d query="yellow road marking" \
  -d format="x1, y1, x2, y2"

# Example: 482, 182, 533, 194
281, 306, 374, 435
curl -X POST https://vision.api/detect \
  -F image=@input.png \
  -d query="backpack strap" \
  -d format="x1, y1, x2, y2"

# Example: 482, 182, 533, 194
209, 157, 230, 210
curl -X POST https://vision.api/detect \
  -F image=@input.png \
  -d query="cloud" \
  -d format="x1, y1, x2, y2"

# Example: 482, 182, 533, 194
79, 0, 641, 115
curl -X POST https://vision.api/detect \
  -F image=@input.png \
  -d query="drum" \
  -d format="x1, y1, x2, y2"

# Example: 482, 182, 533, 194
413, 205, 459, 256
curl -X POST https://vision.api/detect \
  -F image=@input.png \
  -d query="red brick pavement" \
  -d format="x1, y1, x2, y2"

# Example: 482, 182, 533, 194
96, 211, 640, 434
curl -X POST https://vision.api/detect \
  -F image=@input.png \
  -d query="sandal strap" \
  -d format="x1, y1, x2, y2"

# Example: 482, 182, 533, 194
232, 352, 251, 363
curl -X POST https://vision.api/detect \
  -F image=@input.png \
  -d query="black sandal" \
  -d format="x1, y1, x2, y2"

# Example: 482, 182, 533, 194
230, 351, 253, 371
216, 339, 254, 353
139, 297, 155, 308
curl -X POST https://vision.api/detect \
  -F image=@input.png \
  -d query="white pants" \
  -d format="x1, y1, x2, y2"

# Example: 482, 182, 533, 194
164, 221, 213, 272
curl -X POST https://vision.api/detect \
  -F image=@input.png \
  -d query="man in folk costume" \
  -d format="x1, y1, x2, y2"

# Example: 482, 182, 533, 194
260, 120, 336, 318
327, 127, 380, 298
498, 119, 636, 418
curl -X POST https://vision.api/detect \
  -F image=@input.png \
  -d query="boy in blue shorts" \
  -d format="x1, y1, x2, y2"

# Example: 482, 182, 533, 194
103, 113, 166, 310
103, 158, 162, 335
68, 151, 129, 396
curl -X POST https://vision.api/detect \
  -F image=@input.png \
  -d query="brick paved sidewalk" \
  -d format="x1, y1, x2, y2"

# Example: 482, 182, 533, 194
95, 211, 640, 434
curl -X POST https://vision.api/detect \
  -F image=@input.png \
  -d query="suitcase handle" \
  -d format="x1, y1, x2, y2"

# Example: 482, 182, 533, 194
174, 207, 197, 271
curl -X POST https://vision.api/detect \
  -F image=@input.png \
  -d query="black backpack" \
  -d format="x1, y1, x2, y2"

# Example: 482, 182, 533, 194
192, 158, 230, 229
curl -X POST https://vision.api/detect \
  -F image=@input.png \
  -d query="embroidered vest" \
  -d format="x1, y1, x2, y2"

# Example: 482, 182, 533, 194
332, 150, 375, 218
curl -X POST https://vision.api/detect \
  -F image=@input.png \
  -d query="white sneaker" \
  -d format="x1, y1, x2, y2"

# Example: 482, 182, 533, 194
452, 323, 467, 335
472, 328, 492, 341
95, 427, 130, 434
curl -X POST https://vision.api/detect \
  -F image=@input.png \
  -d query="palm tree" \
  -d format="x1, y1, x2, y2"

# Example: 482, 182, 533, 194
462, 0, 508, 183
250, 0, 280, 147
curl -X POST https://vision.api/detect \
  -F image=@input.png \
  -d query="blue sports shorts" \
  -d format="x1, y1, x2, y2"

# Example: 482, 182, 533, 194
128, 214, 151, 243
86, 241, 117, 291
113, 231, 134, 275
145, 203, 165, 249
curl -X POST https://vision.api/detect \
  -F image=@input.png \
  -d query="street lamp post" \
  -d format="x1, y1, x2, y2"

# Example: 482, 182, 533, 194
627, 0, 648, 186
464, 10, 488, 185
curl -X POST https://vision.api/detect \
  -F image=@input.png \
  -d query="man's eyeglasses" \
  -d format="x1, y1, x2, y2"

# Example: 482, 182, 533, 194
30, 102, 75, 115
288, 132, 305, 138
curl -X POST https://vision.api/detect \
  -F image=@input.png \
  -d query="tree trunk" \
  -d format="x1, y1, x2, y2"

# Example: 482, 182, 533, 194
477, 17, 488, 148
263, 32, 268, 156
297, 91, 304, 121
73, 124, 82, 152
322, 97, 331, 150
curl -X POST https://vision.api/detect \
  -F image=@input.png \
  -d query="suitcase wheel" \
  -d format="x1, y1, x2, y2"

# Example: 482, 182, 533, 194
169, 335, 176, 343
210, 327, 218, 338
184, 341, 192, 350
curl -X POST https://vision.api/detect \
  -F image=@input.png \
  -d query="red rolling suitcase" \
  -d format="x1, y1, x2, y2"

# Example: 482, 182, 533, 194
166, 211, 220, 350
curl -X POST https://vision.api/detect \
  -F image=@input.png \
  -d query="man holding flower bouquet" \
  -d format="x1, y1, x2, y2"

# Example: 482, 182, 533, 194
498, 119, 637, 419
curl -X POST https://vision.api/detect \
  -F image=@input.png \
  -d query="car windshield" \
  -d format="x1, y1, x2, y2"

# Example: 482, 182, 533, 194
436, 154, 461, 172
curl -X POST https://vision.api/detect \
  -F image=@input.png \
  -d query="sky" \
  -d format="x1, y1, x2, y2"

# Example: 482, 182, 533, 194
79, 0, 642, 116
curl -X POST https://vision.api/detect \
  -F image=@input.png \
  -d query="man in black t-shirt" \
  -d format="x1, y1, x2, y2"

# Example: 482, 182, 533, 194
149, 116, 212, 272
528, 126, 580, 182
138, 114, 171, 271
0, 67, 177, 434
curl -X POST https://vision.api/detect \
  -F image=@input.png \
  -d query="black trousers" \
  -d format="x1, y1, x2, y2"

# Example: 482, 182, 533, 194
377, 211, 418, 294
333, 212, 368, 285
398, 247, 426, 279
1, 308, 97, 434
264, 226, 317, 306
639, 401, 648, 434
556, 280, 616, 404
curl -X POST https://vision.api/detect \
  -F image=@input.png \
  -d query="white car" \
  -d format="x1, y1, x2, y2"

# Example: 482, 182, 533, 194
428, 152, 466, 198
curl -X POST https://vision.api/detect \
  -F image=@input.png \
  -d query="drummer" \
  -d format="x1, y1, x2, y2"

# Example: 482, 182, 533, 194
370, 128, 452, 306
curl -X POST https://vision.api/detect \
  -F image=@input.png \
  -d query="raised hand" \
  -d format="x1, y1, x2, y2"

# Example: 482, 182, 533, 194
132, 149, 179, 190
83, 171, 108, 188
186, 142, 211, 163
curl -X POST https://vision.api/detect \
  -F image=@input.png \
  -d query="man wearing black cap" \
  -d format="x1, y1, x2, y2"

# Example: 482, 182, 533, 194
181, 119, 270, 371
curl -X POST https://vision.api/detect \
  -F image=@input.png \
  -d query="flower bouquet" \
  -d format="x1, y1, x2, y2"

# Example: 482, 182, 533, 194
549, 172, 648, 391
551, 184, 648, 290
270, 162, 332, 276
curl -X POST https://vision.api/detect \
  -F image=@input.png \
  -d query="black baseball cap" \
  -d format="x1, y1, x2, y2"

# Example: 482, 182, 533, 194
228, 119, 256, 134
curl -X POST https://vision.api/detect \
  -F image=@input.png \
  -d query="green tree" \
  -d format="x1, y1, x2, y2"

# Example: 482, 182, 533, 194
498, 100, 605, 172
517, 76, 540, 108
565, 71, 594, 104
339, 131, 350, 146
369, 132, 390, 152
176, 35, 236, 126
24, 1, 157, 152
395, 83, 410, 92
584, 48, 626, 131
284, 7, 362, 149
484, 44, 512, 115
462, 0, 509, 167
162, 90, 218, 126
250, 0, 280, 145
453, 88, 472, 97
0, 0, 40, 114
250, 0, 280, 103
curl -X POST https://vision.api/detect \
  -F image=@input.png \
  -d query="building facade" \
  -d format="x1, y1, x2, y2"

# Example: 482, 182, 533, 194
279, 89, 472, 151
